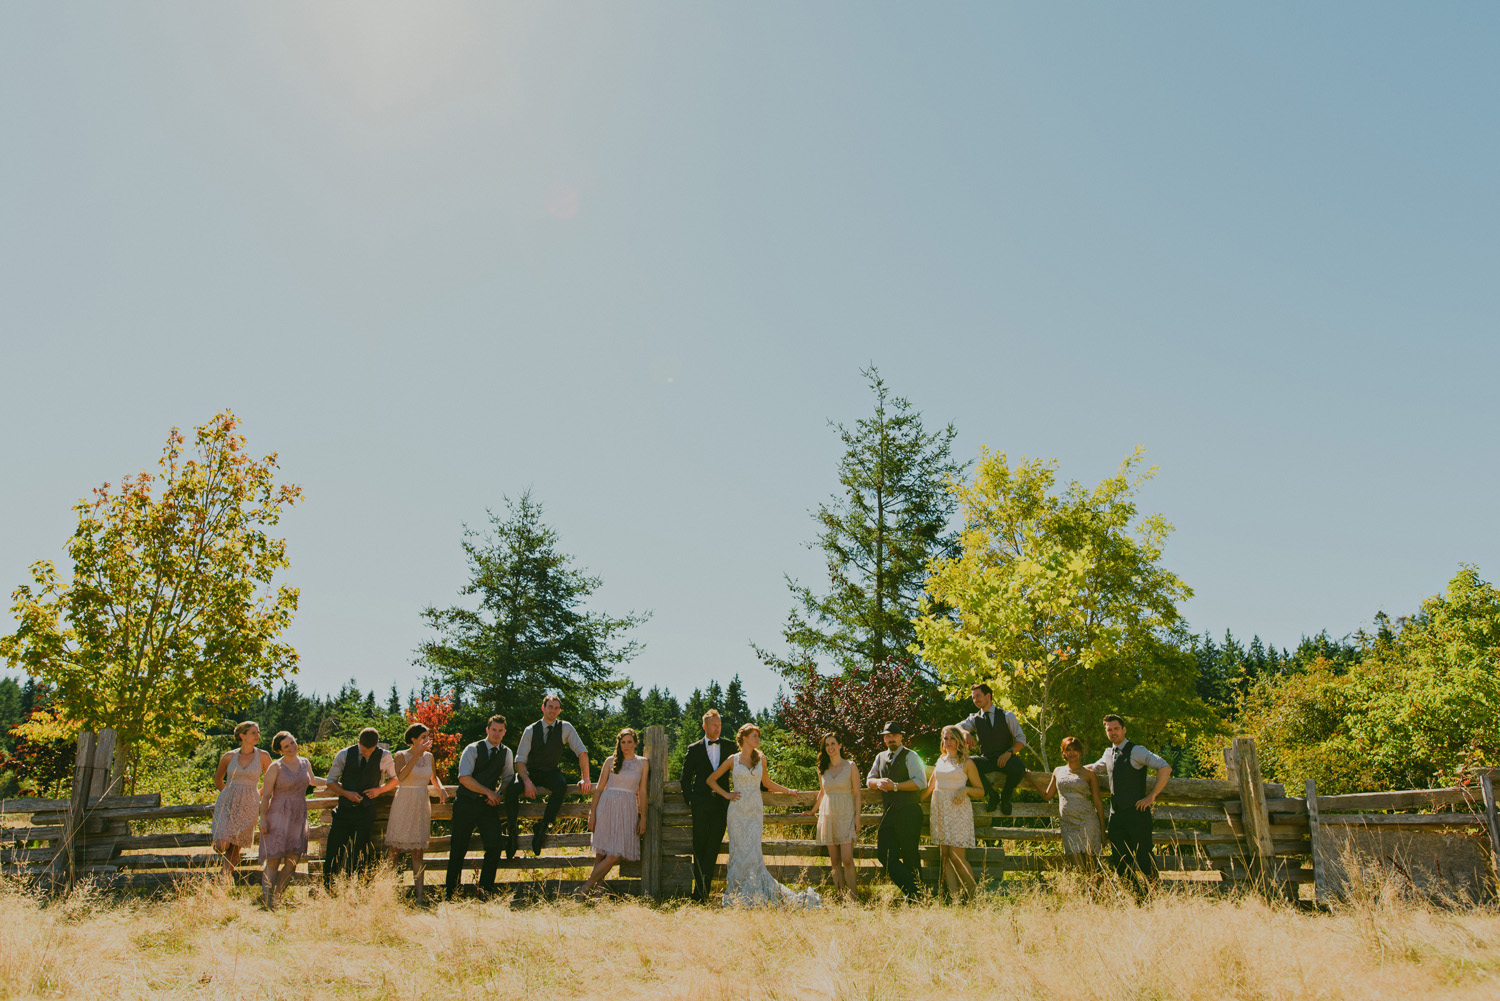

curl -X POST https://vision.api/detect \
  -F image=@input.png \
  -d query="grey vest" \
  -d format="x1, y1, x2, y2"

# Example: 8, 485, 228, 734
871, 747, 920, 809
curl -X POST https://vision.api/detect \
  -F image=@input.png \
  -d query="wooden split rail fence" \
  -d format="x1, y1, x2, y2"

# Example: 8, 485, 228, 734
3, 729, 1496, 903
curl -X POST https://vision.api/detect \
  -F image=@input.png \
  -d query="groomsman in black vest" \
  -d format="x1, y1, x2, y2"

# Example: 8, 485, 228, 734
445, 715, 515, 900
506, 694, 592, 856
866, 722, 926, 901
323, 727, 398, 891
958, 683, 1036, 815
1089, 713, 1172, 891
678, 708, 740, 902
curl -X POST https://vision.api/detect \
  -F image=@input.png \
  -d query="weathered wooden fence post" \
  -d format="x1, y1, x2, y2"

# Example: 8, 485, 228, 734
1305, 779, 1330, 907
1481, 774, 1500, 898
641, 725, 666, 900
56, 730, 97, 892
1232, 737, 1281, 896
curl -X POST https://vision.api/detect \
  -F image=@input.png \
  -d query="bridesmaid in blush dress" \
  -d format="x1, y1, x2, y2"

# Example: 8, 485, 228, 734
806, 733, 860, 901
1043, 735, 1105, 871
577, 728, 649, 900
210, 720, 271, 881
257, 732, 328, 909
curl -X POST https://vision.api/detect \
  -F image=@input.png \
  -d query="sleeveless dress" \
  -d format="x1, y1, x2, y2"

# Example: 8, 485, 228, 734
815, 760, 857, 845
385, 752, 436, 851
723, 753, 820, 908
211, 751, 262, 849
1054, 765, 1103, 855
261, 756, 312, 860
928, 755, 976, 848
591, 755, 645, 860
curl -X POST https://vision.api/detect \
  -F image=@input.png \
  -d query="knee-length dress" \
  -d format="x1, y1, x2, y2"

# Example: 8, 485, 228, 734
385, 752, 436, 851
211, 751, 262, 849
928, 755, 976, 848
591, 755, 645, 860
1054, 765, 1103, 855
815, 760, 857, 845
261, 756, 313, 861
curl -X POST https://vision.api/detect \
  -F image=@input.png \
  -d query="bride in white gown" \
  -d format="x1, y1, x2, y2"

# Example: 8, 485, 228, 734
705, 723, 821, 908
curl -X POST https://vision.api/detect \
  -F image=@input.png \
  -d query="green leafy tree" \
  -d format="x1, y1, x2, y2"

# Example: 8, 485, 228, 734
722, 674, 752, 733
915, 446, 1216, 769
416, 492, 648, 747
1, 412, 302, 786
757, 367, 963, 681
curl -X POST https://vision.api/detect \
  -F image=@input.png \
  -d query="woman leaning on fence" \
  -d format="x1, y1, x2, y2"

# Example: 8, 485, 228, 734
258, 732, 329, 909
210, 721, 272, 881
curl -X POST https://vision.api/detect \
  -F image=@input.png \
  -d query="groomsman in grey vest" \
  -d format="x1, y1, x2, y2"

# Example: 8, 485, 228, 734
445, 715, 515, 900
958, 683, 1034, 815
1089, 713, 1171, 891
505, 694, 592, 856
867, 722, 926, 901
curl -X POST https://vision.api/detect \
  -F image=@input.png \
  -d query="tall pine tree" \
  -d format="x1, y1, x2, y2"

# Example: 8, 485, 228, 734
757, 367, 963, 680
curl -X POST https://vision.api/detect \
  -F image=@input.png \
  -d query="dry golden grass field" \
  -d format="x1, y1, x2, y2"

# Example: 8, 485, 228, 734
1, 873, 1496, 1001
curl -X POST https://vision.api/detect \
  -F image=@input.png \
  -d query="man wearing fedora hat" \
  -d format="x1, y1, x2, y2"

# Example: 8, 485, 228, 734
866, 721, 926, 901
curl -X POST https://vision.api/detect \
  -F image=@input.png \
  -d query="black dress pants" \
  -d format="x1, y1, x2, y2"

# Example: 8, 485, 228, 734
689, 801, 729, 902
972, 751, 1026, 801
1108, 807, 1156, 887
505, 767, 569, 849
445, 796, 507, 898
876, 802, 924, 899
323, 811, 377, 890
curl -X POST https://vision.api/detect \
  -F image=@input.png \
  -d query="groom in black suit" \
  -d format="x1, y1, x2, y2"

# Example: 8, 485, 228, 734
678, 709, 740, 903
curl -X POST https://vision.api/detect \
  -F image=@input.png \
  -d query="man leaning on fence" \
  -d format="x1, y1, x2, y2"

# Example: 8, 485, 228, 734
323, 727, 398, 891
446, 714, 515, 900
1089, 713, 1172, 892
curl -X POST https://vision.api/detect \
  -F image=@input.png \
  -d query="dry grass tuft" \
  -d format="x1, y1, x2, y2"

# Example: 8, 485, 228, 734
0, 874, 1495, 1000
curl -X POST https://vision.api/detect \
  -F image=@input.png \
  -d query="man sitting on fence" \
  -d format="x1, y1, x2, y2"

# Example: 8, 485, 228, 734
957, 683, 1040, 815
506, 694, 592, 856
1089, 713, 1172, 892
324, 727, 398, 891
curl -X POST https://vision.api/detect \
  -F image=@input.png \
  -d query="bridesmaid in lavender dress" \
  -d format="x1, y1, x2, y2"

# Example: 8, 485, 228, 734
258, 732, 328, 909
577, 728, 649, 899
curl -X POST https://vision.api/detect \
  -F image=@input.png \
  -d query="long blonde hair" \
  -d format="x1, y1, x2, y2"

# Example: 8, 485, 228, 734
736, 723, 762, 770
941, 725, 969, 763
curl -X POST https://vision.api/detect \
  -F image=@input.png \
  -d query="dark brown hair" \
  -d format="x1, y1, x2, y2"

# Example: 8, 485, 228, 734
816, 732, 842, 775
271, 731, 295, 754
613, 728, 639, 773
405, 723, 430, 745
487, 714, 507, 728
1102, 714, 1125, 728
971, 683, 993, 696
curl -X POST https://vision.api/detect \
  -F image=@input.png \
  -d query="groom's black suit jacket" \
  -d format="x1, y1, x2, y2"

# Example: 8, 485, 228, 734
679, 737, 743, 811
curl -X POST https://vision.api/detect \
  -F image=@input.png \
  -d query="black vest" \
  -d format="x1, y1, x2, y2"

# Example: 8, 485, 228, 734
334, 745, 384, 818
527, 720, 565, 771
871, 747, 920, 809
971, 708, 1018, 758
1109, 741, 1148, 807
457, 740, 511, 802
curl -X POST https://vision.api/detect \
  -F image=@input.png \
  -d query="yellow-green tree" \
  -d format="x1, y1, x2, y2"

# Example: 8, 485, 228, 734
1, 412, 302, 786
914, 446, 1214, 769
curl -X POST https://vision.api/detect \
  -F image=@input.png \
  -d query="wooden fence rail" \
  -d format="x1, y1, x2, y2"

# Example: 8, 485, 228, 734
3, 727, 1495, 903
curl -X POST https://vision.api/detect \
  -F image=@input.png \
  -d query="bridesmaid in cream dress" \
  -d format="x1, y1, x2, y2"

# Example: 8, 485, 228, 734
385, 723, 449, 904
806, 733, 860, 901
923, 725, 985, 900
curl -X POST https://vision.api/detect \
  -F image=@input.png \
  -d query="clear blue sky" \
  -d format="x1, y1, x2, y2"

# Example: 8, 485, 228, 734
3, 4, 1496, 710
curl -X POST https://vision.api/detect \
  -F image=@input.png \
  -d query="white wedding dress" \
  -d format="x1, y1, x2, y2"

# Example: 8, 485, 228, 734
722, 752, 820, 908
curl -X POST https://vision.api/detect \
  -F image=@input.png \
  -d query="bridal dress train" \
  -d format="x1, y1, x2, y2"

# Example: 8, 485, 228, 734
722, 752, 820, 908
